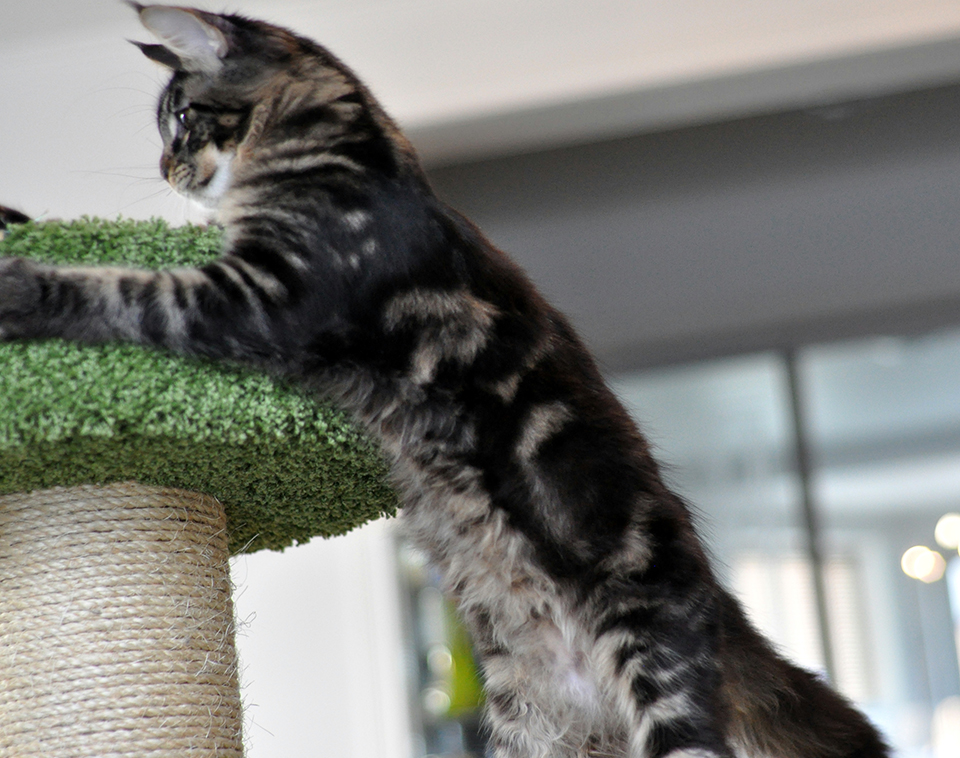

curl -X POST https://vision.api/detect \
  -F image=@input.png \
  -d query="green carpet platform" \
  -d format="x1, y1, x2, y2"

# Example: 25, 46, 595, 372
0, 218, 397, 756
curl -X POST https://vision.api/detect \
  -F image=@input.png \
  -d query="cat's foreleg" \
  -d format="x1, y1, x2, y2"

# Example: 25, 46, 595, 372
0, 255, 283, 363
0, 258, 151, 344
0, 205, 30, 230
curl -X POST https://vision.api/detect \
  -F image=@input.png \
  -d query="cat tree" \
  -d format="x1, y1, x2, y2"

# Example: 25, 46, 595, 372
0, 218, 396, 756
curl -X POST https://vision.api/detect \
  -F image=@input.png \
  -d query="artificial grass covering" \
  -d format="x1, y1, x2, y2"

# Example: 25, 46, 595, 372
0, 217, 396, 553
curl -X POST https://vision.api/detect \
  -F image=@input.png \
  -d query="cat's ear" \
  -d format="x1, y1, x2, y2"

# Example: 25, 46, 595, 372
131, 41, 184, 71
134, 5, 229, 74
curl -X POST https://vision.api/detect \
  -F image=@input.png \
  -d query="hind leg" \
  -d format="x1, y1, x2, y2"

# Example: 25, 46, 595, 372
479, 636, 595, 758
482, 685, 579, 758
594, 593, 735, 758
483, 691, 625, 758
470, 610, 617, 758
612, 647, 734, 758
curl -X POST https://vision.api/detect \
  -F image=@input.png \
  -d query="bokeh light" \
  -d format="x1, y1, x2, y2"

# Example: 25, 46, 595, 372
901, 546, 947, 583
422, 687, 451, 716
934, 513, 960, 551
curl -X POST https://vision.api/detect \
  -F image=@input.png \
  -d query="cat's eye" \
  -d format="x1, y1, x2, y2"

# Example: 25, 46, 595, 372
176, 108, 190, 126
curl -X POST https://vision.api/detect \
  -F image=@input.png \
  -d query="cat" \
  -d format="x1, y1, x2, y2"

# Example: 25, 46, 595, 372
0, 6, 890, 758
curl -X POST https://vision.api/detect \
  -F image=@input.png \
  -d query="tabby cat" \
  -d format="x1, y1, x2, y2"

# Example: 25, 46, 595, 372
0, 6, 890, 757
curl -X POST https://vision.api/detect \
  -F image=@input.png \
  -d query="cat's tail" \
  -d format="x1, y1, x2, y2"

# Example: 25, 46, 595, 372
717, 591, 890, 758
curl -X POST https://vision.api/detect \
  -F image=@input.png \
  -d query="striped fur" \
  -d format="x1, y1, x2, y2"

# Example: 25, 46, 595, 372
0, 7, 890, 758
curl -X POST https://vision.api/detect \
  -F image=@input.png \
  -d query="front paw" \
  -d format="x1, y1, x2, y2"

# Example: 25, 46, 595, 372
0, 257, 44, 340
0, 205, 30, 232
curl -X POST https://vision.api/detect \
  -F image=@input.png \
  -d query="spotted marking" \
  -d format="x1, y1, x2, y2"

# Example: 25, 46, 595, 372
384, 289, 499, 385
489, 332, 556, 402
342, 209, 371, 231
383, 289, 496, 331
515, 402, 573, 463
229, 256, 288, 300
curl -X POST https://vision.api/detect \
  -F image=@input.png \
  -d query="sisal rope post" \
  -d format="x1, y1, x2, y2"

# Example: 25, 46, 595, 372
0, 482, 244, 757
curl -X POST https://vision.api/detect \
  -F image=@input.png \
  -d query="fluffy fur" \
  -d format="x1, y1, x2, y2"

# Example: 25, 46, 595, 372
0, 7, 890, 757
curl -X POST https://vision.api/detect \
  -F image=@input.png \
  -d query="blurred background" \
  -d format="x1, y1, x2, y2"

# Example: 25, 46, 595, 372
3, 1, 960, 756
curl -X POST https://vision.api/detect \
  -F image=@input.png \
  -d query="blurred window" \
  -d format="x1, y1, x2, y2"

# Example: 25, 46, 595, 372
614, 330, 960, 758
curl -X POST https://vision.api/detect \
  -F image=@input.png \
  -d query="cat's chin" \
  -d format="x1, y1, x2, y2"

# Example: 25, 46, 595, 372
176, 152, 235, 212
167, 186, 221, 214
183, 191, 222, 212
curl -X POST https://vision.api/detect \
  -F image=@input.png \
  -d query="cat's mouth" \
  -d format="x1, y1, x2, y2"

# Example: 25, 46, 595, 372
164, 146, 235, 209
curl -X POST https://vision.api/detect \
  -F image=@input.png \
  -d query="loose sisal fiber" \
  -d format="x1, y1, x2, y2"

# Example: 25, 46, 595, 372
0, 483, 244, 757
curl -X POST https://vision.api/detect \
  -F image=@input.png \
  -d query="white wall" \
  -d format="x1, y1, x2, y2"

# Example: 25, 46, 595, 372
230, 520, 414, 758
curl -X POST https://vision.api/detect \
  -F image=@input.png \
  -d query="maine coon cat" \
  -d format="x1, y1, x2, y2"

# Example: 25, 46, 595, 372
0, 6, 890, 757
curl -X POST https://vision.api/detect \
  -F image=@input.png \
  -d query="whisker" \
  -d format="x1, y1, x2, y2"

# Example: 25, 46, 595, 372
72, 169, 158, 180
117, 185, 175, 212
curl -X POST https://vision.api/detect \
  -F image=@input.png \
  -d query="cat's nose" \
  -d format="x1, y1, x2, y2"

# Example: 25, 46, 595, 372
159, 152, 173, 180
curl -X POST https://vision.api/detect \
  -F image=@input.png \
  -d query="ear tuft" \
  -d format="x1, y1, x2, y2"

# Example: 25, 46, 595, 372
131, 41, 183, 70
138, 5, 228, 75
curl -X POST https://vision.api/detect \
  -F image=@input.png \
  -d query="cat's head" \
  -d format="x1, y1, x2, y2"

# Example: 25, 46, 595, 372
132, 4, 393, 209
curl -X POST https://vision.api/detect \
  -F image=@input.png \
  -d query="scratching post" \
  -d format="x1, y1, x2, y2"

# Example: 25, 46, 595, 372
0, 484, 243, 756
0, 219, 396, 755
